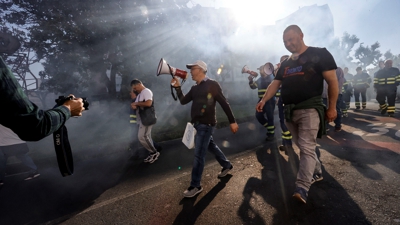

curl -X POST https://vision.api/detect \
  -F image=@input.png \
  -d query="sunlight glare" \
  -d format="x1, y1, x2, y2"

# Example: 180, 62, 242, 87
222, 0, 284, 27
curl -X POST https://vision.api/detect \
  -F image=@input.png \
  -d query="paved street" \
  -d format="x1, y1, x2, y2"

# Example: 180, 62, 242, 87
1, 102, 399, 225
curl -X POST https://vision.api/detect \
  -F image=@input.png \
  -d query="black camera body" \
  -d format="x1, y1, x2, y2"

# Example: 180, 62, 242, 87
55, 96, 89, 110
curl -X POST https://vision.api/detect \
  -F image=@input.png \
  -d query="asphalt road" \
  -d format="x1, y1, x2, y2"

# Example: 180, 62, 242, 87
1, 102, 399, 225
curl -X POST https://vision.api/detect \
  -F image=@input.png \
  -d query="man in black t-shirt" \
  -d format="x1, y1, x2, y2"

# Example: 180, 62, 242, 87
256, 25, 339, 204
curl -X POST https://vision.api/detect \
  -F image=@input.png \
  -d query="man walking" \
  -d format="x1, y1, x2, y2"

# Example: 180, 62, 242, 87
256, 25, 338, 204
374, 60, 400, 117
171, 60, 239, 198
353, 67, 372, 110
130, 79, 160, 163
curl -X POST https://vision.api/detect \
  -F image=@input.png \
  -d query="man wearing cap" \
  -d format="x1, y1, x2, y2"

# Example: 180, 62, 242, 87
353, 67, 372, 110
171, 60, 239, 198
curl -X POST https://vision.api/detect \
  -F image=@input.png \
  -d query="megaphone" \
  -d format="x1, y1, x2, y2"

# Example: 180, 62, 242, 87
241, 65, 258, 78
259, 62, 276, 76
157, 58, 188, 81
157, 58, 188, 101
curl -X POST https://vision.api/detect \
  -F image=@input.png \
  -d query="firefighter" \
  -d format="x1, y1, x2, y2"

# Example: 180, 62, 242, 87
353, 67, 372, 110
373, 61, 385, 111
248, 63, 276, 141
342, 67, 353, 117
374, 60, 400, 117
275, 55, 293, 152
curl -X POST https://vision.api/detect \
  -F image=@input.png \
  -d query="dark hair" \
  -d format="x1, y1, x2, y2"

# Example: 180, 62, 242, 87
356, 67, 362, 71
130, 79, 142, 86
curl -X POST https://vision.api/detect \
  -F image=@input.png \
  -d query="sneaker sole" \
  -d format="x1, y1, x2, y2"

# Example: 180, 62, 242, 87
311, 176, 323, 184
148, 152, 160, 164
183, 188, 203, 198
292, 193, 307, 204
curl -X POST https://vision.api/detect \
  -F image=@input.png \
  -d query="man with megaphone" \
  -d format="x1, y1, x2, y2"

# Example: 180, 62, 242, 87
246, 62, 276, 141
171, 60, 239, 198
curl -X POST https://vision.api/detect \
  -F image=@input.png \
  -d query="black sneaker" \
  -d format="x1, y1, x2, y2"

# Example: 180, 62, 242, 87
293, 187, 308, 204
311, 173, 323, 184
183, 186, 203, 198
24, 171, 40, 180
218, 165, 233, 178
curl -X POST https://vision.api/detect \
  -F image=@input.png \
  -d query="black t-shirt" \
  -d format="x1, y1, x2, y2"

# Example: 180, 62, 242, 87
275, 47, 337, 105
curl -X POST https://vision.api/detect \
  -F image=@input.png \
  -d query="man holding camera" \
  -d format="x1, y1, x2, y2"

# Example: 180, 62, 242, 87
256, 25, 338, 204
248, 63, 276, 141
171, 60, 239, 198
0, 56, 85, 141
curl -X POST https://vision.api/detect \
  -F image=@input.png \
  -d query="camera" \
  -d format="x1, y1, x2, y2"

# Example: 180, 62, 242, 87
55, 96, 89, 110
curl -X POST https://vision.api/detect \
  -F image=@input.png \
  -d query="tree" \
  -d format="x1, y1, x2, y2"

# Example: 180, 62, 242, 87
354, 41, 382, 69
328, 32, 360, 67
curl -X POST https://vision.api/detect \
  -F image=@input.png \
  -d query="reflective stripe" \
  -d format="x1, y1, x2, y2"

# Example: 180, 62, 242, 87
130, 115, 137, 118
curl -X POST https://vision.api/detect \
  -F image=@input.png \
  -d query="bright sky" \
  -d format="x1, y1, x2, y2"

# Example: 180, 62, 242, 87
192, 0, 400, 55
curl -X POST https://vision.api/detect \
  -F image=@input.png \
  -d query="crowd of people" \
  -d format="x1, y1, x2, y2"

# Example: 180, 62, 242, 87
1, 24, 399, 207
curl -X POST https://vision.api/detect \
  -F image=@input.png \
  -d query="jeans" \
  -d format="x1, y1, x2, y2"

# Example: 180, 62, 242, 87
255, 97, 275, 137
191, 123, 231, 188
138, 122, 157, 154
285, 109, 322, 191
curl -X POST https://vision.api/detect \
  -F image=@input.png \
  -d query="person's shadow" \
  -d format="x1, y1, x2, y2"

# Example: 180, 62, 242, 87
173, 175, 233, 225
237, 140, 372, 224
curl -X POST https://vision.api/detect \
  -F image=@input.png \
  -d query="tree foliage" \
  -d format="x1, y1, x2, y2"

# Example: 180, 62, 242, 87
354, 41, 382, 69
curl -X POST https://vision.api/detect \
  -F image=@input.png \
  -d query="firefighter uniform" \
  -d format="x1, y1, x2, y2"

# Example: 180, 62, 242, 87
353, 72, 371, 110
249, 74, 275, 140
374, 67, 400, 116
275, 88, 293, 149
342, 74, 353, 116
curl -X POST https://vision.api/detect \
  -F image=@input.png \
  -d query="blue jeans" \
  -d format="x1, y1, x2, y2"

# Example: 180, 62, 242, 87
191, 123, 231, 187
255, 97, 275, 137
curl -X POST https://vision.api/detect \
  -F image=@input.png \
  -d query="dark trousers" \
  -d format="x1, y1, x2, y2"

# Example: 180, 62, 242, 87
277, 97, 292, 146
255, 98, 275, 137
354, 88, 367, 109
376, 87, 397, 114
342, 91, 352, 113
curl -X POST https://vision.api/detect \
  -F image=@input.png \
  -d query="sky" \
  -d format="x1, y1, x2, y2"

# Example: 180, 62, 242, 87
191, 0, 400, 55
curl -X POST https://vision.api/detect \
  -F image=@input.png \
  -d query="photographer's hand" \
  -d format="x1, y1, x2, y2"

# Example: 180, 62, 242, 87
63, 95, 85, 116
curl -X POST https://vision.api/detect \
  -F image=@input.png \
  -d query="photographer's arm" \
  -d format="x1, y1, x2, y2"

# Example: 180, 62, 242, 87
0, 56, 82, 141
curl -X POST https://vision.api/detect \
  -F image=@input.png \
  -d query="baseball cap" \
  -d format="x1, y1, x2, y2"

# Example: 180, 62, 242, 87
186, 60, 207, 72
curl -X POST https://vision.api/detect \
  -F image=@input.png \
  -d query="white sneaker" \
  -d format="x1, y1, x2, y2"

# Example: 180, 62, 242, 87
146, 152, 160, 164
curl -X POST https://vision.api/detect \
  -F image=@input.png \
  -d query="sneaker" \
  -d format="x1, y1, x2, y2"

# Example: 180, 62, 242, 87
311, 173, 323, 184
334, 127, 342, 132
381, 107, 388, 115
342, 113, 348, 118
278, 145, 287, 152
145, 152, 160, 164
24, 171, 40, 180
183, 186, 203, 198
388, 114, 394, 117
292, 187, 308, 204
218, 165, 233, 178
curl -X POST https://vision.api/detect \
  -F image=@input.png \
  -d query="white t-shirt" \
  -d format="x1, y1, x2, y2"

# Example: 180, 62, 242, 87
135, 88, 153, 123
0, 124, 26, 146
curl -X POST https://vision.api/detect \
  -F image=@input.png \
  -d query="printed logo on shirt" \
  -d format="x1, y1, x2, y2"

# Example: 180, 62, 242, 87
283, 66, 304, 78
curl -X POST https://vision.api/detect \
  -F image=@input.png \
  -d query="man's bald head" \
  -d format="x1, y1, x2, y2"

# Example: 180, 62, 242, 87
283, 25, 303, 35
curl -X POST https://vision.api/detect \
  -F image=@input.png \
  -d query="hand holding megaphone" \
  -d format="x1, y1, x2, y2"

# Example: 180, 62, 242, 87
242, 65, 258, 78
171, 77, 181, 87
